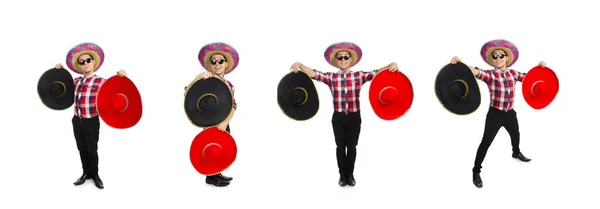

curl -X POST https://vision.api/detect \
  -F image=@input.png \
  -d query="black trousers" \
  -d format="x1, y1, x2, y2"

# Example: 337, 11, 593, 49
331, 111, 362, 176
72, 115, 101, 177
473, 107, 521, 174
206, 125, 230, 178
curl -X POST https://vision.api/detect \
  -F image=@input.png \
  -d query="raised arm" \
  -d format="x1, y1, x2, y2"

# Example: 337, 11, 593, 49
290, 62, 316, 78
451, 56, 479, 76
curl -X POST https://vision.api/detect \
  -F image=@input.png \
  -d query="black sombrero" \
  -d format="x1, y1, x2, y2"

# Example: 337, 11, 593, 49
435, 62, 481, 115
184, 77, 233, 128
277, 72, 319, 121
37, 68, 75, 110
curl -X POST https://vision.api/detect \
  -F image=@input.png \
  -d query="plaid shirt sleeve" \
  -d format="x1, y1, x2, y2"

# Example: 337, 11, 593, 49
226, 80, 237, 109
360, 69, 378, 83
312, 69, 331, 85
513, 70, 526, 82
475, 67, 493, 84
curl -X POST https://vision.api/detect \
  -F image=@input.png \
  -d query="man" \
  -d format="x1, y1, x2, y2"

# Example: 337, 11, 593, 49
58, 42, 128, 189
186, 42, 238, 187
450, 39, 547, 188
290, 42, 398, 187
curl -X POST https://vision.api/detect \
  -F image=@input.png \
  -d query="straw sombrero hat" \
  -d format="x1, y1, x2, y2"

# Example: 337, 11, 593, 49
66, 42, 105, 74
198, 42, 239, 75
324, 42, 362, 68
480, 39, 519, 67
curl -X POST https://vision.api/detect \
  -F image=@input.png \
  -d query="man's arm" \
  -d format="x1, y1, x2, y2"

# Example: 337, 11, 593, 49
298, 63, 316, 78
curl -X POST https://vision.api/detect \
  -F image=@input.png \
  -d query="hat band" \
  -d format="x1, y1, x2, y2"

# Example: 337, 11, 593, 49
452, 79, 469, 99
379, 86, 397, 104
202, 142, 222, 160
293, 87, 309, 106
531, 80, 545, 96
112, 93, 129, 112
197, 93, 218, 112
51, 81, 67, 97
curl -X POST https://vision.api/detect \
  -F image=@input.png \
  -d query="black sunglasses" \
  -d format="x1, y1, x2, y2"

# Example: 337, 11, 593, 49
336, 56, 351, 61
78, 58, 93, 65
211, 59, 227, 65
492, 54, 507, 59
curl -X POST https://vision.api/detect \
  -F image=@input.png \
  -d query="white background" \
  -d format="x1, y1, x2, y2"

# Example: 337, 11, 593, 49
1, 0, 598, 208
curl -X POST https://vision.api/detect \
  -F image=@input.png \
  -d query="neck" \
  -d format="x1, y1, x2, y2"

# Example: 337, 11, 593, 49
495, 66, 507, 71
339, 67, 351, 72
83, 71, 94, 77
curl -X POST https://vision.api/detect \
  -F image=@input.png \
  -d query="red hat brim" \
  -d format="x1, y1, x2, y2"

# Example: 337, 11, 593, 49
97, 76, 143, 129
189, 127, 237, 176
522, 66, 559, 110
369, 70, 414, 120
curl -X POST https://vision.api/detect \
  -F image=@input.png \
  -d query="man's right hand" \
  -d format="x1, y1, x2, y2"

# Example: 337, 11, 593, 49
450, 56, 461, 64
196, 71, 213, 80
55, 63, 63, 69
290, 62, 302, 73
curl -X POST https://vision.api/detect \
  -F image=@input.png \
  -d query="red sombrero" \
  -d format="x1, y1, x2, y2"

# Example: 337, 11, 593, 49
522, 66, 559, 110
97, 75, 143, 129
189, 127, 237, 176
369, 69, 414, 120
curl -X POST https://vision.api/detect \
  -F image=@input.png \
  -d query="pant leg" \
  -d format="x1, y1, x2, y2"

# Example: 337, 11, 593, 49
83, 117, 101, 177
473, 108, 504, 174
332, 112, 347, 175
503, 109, 521, 153
208, 125, 231, 178
345, 112, 362, 175
72, 116, 90, 174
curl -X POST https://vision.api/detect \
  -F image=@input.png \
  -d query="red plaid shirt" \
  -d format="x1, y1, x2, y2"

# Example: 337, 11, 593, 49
73, 75, 106, 118
312, 69, 378, 113
475, 67, 526, 112
223, 79, 237, 109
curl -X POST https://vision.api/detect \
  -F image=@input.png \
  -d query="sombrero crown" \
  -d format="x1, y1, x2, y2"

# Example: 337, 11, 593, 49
480, 39, 519, 67
324, 42, 362, 68
66, 42, 105, 74
198, 42, 239, 75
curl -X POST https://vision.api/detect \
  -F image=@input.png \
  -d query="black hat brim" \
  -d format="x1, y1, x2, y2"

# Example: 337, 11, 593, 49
184, 77, 233, 128
37, 68, 75, 110
277, 72, 319, 121
435, 62, 481, 115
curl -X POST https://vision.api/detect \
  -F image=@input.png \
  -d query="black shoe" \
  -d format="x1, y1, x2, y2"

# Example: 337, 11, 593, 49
92, 176, 104, 189
512, 152, 531, 162
73, 173, 90, 186
338, 175, 348, 187
217, 173, 233, 181
347, 174, 356, 186
473, 173, 483, 188
206, 175, 230, 187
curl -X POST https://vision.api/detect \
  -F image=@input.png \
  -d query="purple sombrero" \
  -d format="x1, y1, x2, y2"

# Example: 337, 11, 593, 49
198, 42, 239, 75
66, 43, 105, 74
324, 42, 362, 68
480, 39, 519, 67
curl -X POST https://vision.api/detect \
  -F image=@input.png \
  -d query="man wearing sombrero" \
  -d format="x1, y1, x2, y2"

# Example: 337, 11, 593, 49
54, 42, 128, 189
450, 39, 547, 188
185, 42, 238, 187
289, 42, 399, 187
